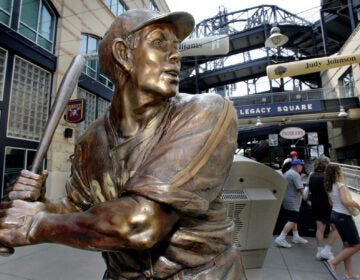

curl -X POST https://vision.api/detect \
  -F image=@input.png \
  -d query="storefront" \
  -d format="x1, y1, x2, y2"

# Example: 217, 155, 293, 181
237, 122, 330, 169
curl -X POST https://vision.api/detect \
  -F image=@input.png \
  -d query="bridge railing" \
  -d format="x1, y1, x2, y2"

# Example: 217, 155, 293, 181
191, 5, 312, 38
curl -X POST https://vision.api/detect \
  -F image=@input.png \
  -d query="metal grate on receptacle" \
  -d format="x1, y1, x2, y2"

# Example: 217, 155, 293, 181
221, 190, 248, 247
225, 202, 247, 248
221, 189, 248, 201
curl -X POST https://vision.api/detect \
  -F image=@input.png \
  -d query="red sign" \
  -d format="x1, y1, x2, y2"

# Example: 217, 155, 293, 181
65, 99, 85, 123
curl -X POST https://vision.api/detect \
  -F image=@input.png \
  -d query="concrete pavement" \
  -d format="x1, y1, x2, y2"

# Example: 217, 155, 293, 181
0, 192, 359, 279
0, 234, 359, 280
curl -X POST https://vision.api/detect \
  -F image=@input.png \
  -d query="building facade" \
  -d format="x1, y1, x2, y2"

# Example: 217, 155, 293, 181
321, 24, 360, 165
0, 0, 169, 198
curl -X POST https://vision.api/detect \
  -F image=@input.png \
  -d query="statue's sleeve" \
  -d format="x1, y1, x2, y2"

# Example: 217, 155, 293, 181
65, 141, 94, 210
124, 95, 238, 216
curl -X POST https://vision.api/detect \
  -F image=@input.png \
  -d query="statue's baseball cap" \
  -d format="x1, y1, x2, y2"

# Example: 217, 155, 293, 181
99, 9, 195, 80
123, 9, 194, 41
102, 8, 194, 43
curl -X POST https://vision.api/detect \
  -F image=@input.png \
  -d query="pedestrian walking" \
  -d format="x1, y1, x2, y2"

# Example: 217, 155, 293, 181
323, 163, 360, 280
308, 155, 339, 260
275, 159, 308, 248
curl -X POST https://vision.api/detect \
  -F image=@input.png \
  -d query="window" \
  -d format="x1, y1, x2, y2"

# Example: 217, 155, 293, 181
80, 33, 114, 90
149, 0, 159, 11
0, 48, 7, 101
19, 0, 55, 52
339, 68, 354, 97
103, 0, 127, 16
81, 34, 98, 79
8, 56, 51, 140
76, 87, 110, 140
3, 147, 38, 195
0, 0, 12, 26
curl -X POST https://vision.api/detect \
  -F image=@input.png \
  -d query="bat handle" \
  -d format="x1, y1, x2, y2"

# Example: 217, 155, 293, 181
0, 55, 85, 257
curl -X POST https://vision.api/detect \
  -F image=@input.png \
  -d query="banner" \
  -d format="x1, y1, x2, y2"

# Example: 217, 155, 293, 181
267, 53, 360, 80
179, 35, 229, 57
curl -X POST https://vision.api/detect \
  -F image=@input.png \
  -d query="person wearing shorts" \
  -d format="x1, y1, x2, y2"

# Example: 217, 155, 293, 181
275, 159, 308, 248
308, 155, 339, 260
324, 163, 360, 280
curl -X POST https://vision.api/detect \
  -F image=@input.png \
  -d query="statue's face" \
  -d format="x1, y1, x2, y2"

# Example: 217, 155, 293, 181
131, 23, 181, 100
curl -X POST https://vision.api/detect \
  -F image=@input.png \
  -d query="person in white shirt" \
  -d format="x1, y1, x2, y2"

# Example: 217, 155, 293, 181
324, 163, 360, 280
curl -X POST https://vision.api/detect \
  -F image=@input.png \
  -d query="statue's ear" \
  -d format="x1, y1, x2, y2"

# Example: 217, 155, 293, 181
112, 38, 132, 73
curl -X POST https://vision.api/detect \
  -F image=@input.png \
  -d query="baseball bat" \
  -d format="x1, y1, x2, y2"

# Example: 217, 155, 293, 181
30, 55, 85, 173
267, 53, 360, 80
0, 55, 85, 256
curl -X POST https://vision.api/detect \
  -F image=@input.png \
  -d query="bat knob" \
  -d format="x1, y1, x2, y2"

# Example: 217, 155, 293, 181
0, 245, 14, 257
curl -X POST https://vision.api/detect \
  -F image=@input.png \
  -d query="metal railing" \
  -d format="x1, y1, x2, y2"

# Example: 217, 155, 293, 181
230, 86, 359, 107
191, 5, 312, 38
339, 163, 360, 193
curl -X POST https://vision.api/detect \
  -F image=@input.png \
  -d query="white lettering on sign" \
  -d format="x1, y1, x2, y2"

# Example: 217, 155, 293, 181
276, 104, 313, 113
280, 127, 306, 140
236, 102, 316, 117
237, 107, 272, 115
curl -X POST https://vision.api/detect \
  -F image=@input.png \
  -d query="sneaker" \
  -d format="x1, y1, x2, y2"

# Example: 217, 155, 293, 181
320, 249, 335, 260
316, 251, 323, 260
275, 237, 292, 248
292, 236, 308, 244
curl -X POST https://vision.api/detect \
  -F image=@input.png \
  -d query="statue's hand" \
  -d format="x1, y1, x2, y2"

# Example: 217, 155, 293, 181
0, 200, 45, 247
4, 170, 48, 202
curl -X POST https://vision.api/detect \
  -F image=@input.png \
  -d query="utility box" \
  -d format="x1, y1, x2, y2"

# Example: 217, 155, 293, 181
222, 155, 287, 269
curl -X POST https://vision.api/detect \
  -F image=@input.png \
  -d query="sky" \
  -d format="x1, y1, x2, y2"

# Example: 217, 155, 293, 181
166, 0, 321, 24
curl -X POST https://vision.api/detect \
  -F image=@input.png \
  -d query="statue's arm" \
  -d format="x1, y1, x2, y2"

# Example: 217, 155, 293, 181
0, 194, 180, 251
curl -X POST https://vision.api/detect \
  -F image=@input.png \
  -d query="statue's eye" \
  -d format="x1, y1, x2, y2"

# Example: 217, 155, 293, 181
152, 39, 166, 50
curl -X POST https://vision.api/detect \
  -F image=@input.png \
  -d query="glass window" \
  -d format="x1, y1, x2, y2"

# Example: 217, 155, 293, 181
19, 0, 55, 52
98, 96, 110, 116
76, 87, 110, 140
0, 48, 7, 101
80, 33, 114, 90
0, 0, 12, 25
103, 0, 127, 16
8, 56, 51, 141
339, 68, 354, 97
3, 147, 38, 196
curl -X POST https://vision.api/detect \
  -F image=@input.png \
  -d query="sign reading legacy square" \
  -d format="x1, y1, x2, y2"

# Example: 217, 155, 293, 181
235, 100, 322, 118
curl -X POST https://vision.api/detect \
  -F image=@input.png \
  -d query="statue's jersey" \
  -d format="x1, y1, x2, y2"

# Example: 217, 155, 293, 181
66, 93, 244, 279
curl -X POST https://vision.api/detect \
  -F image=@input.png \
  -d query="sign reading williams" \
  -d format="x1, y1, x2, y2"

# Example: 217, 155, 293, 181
235, 100, 321, 118
179, 35, 229, 57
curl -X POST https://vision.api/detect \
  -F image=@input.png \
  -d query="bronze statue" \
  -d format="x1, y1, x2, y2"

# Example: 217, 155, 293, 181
0, 9, 246, 280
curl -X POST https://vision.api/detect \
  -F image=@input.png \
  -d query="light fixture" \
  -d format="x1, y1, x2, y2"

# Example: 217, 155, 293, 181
255, 116, 263, 127
338, 105, 348, 117
265, 26, 289, 48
